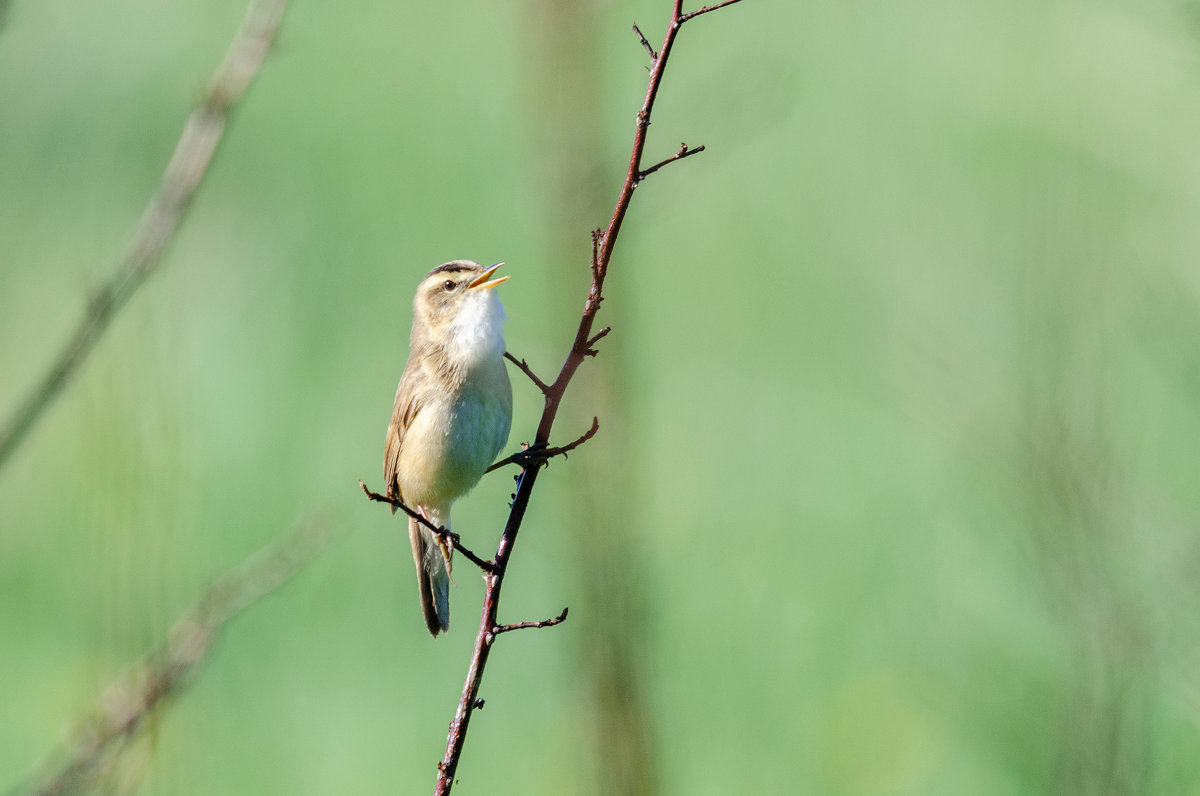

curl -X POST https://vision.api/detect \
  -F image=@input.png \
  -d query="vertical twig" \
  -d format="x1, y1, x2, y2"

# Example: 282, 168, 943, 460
429, 2, 744, 793
0, 0, 289, 473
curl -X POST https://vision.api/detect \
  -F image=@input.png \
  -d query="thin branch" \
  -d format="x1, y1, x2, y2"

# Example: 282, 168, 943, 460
483, 417, 601, 474
15, 515, 340, 796
0, 0, 289, 474
492, 607, 569, 637
358, 482, 494, 574
632, 24, 658, 61
637, 142, 706, 182
430, 2, 745, 793
680, 0, 746, 23
503, 351, 550, 394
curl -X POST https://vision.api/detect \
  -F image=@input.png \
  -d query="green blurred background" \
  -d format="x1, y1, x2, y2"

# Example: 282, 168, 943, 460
4, 0, 1200, 792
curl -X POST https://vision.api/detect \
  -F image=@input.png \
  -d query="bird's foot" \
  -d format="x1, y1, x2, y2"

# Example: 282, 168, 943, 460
512, 441, 550, 469
419, 505, 456, 578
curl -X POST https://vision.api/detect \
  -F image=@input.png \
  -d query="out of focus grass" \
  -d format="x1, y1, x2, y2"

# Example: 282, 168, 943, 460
4, 0, 1200, 793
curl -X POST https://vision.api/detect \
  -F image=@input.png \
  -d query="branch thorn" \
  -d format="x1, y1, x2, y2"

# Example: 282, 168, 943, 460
585, 326, 611, 357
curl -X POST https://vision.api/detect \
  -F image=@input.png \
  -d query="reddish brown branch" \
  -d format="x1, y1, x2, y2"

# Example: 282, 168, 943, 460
638, 142, 706, 181
590, 228, 604, 274
503, 351, 550, 394
493, 607, 569, 637
680, 0, 746, 23
358, 482, 495, 574
429, 2, 744, 792
632, 24, 658, 61
585, 327, 611, 356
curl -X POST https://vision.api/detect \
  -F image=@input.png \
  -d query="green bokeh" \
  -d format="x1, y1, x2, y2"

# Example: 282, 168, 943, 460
4, 0, 1200, 793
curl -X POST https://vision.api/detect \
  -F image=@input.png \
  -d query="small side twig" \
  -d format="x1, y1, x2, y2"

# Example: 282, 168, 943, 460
503, 351, 550, 394
483, 417, 600, 474
585, 326, 611, 356
680, 0, 744, 23
492, 607, 569, 637
637, 142, 706, 182
632, 24, 658, 61
358, 482, 494, 574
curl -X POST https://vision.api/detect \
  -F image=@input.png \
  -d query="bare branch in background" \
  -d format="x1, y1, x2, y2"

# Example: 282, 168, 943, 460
14, 516, 341, 796
0, 0, 289, 473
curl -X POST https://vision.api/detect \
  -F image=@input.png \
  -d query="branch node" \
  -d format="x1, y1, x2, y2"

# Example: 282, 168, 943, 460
591, 228, 605, 275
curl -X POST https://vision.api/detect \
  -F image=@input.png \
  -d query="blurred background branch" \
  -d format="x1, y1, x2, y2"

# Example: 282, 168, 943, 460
518, 0, 655, 790
13, 515, 342, 796
0, 0, 288, 473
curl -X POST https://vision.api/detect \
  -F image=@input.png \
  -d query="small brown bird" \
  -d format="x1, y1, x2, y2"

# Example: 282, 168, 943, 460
384, 260, 513, 636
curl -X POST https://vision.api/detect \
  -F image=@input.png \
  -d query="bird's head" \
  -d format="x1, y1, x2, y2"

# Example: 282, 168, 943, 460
411, 260, 509, 355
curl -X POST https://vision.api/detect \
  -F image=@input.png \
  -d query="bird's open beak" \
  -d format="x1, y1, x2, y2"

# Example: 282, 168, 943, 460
466, 262, 509, 291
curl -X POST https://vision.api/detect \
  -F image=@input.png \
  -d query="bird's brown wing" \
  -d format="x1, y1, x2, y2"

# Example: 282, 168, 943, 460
384, 362, 428, 512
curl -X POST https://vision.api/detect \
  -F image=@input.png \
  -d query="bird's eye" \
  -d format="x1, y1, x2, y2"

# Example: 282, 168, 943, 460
442, 280, 456, 292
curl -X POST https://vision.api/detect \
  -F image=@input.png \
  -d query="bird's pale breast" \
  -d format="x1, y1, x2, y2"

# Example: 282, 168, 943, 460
395, 362, 511, 508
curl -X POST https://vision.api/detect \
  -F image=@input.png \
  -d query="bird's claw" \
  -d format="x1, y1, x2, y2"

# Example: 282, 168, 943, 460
514, 442, 551, 469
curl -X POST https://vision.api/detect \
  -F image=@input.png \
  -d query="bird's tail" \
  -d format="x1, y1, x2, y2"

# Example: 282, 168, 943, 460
409, 516, 451, 636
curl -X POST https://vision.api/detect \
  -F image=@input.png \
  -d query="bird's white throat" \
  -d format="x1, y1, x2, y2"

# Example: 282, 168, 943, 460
446, 289, 507, 366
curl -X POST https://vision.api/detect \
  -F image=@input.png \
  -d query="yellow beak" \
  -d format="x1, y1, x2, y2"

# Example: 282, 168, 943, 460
466, 262, 509, 291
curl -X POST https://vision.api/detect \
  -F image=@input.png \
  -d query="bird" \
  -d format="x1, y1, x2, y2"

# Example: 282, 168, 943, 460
383, 260, 513, 636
